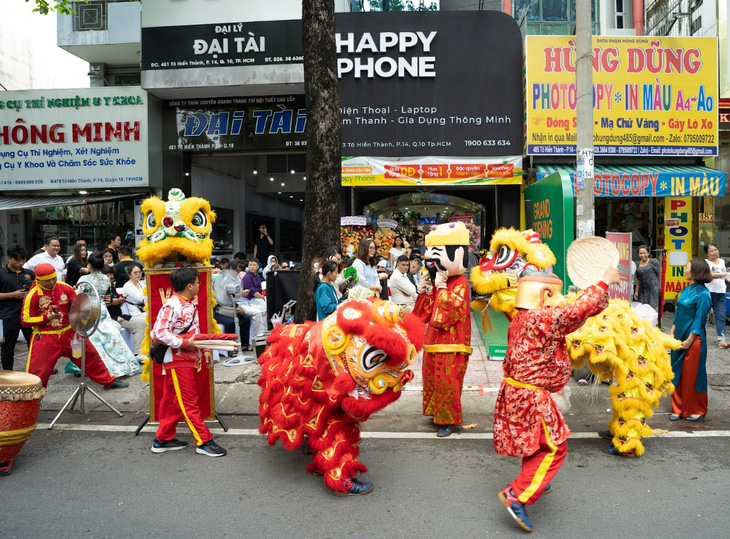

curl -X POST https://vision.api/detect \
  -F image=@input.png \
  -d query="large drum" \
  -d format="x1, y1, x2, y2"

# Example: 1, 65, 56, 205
0, 371, 45, 475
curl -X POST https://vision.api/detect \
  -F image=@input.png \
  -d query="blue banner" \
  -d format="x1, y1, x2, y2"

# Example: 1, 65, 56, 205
536, 166, 725, 197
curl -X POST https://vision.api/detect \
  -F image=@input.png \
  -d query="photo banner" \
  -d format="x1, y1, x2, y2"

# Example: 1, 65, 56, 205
525, 36, 719, 156
341, 155, 522, 186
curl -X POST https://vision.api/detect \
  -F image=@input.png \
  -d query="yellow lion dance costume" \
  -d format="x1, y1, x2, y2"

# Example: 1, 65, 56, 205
136, 187, 219, 382
471, 228, 680, 457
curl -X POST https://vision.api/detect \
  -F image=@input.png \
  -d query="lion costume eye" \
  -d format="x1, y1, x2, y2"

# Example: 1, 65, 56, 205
146, 212, 156, 229
491, 244, 518, 270
362, 346, 388, 372
191, 209, 207, 228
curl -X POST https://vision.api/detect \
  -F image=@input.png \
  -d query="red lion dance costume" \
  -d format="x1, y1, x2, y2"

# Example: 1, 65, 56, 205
258, 298, 424, 496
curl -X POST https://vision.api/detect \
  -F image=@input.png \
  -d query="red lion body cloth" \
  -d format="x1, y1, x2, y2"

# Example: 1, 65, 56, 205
258, 298, 423, 494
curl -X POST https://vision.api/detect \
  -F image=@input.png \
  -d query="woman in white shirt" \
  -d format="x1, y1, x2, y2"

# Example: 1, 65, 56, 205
704, 243, 730, 348
388, 235, 408, 267
122, 265, 146, 319
119, 264, 147, 357
351, 237, 381, 294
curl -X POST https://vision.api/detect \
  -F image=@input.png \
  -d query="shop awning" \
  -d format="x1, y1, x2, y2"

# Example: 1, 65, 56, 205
536, 165, 726, 197
0, 192, 147, 211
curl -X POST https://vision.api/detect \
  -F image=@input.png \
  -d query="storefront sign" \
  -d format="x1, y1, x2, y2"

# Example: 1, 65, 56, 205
526, 36, 719, 156
341, 156, 522, 186
337, 11, 523, 157
524, 170, 574, 288
536, 166, 725, 197
141, 20, 303, 70
663, 197, 693, 299
0, 88, 149, 190
163, 95, 306, 152
720, 99, 730, 130
606, 231, 632, 301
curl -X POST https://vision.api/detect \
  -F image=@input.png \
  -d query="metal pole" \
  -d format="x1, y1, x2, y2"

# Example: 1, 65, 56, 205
575, 0, 594, 239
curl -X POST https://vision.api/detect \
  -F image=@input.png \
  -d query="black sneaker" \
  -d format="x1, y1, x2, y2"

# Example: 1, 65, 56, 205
151, 438, 188, 453
104, 379, 129, 390
196, 440, 227, 457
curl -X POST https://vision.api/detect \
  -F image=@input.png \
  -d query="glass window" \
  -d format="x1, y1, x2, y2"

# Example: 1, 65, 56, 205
514, 0, 540, 21
543, 0, 567, 21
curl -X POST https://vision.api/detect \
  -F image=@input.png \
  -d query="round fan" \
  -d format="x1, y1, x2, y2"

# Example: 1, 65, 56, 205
567, 236, 620, 290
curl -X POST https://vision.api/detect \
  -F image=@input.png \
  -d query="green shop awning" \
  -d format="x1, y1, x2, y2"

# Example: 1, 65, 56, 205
536, 165, 725, 197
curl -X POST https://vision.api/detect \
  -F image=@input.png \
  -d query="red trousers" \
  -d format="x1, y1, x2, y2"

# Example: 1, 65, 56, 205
671, 338, 708, 417
422, 352, 469, 425
156, 366, 211, 447
510, 419, 568, 505
27, 329, 115, 389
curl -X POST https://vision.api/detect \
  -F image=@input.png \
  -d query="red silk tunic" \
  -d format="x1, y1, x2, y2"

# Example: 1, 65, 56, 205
494, 284, 608, 457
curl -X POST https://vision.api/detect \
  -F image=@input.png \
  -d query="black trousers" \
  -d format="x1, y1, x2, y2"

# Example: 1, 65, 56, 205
1, 315, 33, 370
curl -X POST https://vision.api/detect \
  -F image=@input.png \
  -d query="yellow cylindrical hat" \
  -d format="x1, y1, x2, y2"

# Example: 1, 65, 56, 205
425, 222, 469, 246
514, 270, 563, 310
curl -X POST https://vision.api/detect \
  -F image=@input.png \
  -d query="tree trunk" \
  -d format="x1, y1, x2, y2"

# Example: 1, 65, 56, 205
295, 0, 342, 323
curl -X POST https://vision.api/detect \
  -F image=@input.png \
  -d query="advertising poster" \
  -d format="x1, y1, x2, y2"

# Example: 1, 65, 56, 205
663, 197, 693, 302
341, 155, 522, 186
606, 231, 632, 301
337, 11, 523, 158
525, 36, 719, 157
0, 87, 149, 190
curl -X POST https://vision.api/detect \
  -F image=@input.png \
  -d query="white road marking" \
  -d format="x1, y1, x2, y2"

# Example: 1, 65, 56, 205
37, 423, 730, 440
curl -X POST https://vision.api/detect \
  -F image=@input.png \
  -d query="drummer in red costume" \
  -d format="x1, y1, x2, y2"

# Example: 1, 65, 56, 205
21, 263, 127, 390
413, 222, 472, 438
495, 267, 619, 532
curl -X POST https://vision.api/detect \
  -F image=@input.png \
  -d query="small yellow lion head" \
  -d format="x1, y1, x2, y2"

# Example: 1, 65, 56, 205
136, 188, 216, 266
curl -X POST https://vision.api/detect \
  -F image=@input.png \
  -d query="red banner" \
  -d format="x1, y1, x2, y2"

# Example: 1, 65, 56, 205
146, 266, 215, 422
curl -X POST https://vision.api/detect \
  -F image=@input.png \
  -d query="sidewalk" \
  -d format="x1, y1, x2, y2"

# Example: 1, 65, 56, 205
10, 309, 730, 420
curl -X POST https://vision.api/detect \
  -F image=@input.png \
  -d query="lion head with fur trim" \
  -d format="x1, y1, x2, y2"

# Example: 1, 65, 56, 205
320, 299, 422, 396
136, 188, 216, 266
470, 228, 555, 320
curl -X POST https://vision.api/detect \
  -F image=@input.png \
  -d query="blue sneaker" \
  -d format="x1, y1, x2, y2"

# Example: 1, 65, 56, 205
598, 429, 612, 440
543, 483, 552, 495
335, 478, 374, 496
151, 438, 188, 453
498, 487, 533, 532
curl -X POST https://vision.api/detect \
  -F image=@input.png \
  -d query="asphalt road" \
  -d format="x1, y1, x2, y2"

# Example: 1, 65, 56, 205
3, 414, 730, 538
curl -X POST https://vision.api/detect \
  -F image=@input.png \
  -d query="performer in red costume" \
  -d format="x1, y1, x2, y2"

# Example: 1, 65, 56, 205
495, 267, 619, 532
21, 263, 127, 390
150, 267, 227, 458
413, 222, 472, 438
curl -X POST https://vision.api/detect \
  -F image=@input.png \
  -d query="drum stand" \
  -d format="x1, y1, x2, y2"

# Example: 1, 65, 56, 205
48, 336, 123, 429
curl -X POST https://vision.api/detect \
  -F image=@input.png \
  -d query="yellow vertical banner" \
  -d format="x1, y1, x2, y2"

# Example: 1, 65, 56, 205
663, 197, 693, 301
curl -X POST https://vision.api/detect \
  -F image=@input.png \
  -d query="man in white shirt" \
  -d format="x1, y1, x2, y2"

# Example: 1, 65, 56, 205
389, 255, 417, 313
24, 235, 65, 282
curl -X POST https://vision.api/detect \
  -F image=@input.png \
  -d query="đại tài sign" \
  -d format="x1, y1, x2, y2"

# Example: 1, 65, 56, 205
525, 36, 719, 157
